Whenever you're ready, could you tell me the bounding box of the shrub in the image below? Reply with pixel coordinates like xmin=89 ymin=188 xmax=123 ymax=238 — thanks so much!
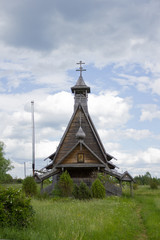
xmin=0 ymin=186 xmax=34 ymax=227
xmin=72 ymin=184 xmax=79 ymax=199
xmin=36 ymin=191 xmax=50 ymax=200
xmin=52 ymin=183 xmax=62 ymax=197
xmin=22 ymin=176 xmax=37 ymax=196
xmin=133 ymin=183 xmax=138 ymax=190
xmin=16 ymin=178 xmax=23 ymax=184
xmin=59 ymin=171 xmax=73 ymax=197
xmin=78 ymin=181 xmax=92 ymax=200
xmin=1 ymin=173 xmax=13 ymax=183
xmin=91 ymin=178 xmax=106 ymax=199
xmin=150 ymin=178 xmax=158 ymax=189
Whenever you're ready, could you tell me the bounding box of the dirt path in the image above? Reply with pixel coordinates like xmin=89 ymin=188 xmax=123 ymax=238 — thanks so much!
xmin=136 ymin=206 xmax=148 ymax=240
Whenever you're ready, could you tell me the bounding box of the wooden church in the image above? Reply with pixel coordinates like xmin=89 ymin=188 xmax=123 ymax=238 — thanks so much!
xmin=35 ymin=61 xmax=134 ymax=196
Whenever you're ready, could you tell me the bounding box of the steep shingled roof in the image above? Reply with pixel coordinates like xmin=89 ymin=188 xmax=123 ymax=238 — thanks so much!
xmin=71 ymin=76 xmax=90 ymax=93
xmin=46 ymin=104 xmax=116 ymax=169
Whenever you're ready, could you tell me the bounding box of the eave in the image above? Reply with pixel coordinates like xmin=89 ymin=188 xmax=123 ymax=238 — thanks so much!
xmin=56 ymin=140 xmax=108 ymax=168
xmin=56 ymin=163 xmax=105 ymax=168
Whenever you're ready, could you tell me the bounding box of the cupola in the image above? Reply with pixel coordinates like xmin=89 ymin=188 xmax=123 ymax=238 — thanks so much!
xmin=76 ymin=126 xmax=86 ymax=141
xmin=71 ymin=61 xmax=90 ymax=113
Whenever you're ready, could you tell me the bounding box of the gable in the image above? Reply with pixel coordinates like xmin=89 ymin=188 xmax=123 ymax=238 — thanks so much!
xmin=61 ymin=143 xmax=102 ymax=165
xmin=54 ymin=106 xmax=107 ymax=164
xmin=121 ymin=171 xmax=134 ymax=182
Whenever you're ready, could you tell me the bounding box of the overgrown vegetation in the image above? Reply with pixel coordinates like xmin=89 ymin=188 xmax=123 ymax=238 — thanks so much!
xmin=0 ymin=184 xmax=160 ymax=239
xmin=73 ymin=181 xmax=92 ymax=200
xmin=91 ymin=178 xmax=106 ymax=198
xmin=134 ymin=185 xmax=160 ymax=240
xmin=150 ymin=178 xmax=158 ymax=189
xmin=0 ymin=186 xmax=34 ymax=227
xmin=58 ymin=171 xmax=73 ymax=197
xmin=22 ymin=176 xmax=37 ymax=196
xmin=54 ymin=172 xmax=106 ymax=200
xmin=0 ymin=141 xmax=13 ymax=183
xmin=134 ymin=171 xmax=160 ymax=186
xmin=97 ymin=172 xmax=117 ymax=184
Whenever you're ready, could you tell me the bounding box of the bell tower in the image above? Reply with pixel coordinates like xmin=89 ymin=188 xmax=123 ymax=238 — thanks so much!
xmin=71 ymin=61 xmax=90 ymax=113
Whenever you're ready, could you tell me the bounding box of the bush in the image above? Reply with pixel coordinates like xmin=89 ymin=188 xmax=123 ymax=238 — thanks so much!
xmin=0 ymin=186 xmax=34 ymax=227
xmin=133 ymin=183 xmax=138 ymax=190
xmin=15 ymin=178 xmax=23 ymax=184
xmin=52 ymin=183 xmax=62 ymax=197
xmin=59 ymin=171 xmax=73 ymax=197
xmin=78 ymin=181 xmax=92 ymax=200
xmin=36 ymin=191 xmax=50 ymax=200
xmin=150 ymin=178 xmax=158 ymax=189
xmin=22 ymin=176 xmax=37 ymax=196
xmin=72 ymin=184 xmax=79 ymax=199
xmin=91 ymin=178 xmax=106 ymax=199
xmin=2 ymin=173 xmax=13 ymax=183
xmin=72 ymin=182 xmax=92 ymax=200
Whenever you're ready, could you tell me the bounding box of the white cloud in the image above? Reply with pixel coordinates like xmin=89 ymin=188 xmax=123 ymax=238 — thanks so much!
xmin=140 ymin=104 xmax=160 ymax=121
xmin=0 ymin=0 xmax=160 ymax=74
xmin=4 ymin=139 xmax=32 ymax=161
xmin=113 ymin=74 xmax=152 ymax=93
xmin=113 ymin=73 xmax=160 ymax=97
xmin=138 ymin=147 xmax=160 ymax=164
xmin=104 ymin=142 xmax=121 ymax=153
xmin=9 ymin=160 xmax=32 ymax=179
xmin=0 ymin=90 xmax=133 ymax=173
xmin=151 ymin=79 xmax=160 ymax=95
xmin=2 ymin=87 xmax=159 ymax=178
xmin=89 ymin=91 xmax=132 ymax=128
xmin=111 ymin=147 xmax=160 ymax=177
xmin=35 ymin=140 xmax=59 ymax=159
xmin=123 ymin=128 xmax=152 ymax=140
xmin=98 ymin=128 xmax=152 ymax=143
xmin=0 ymin=0 xmax=160 ymax=179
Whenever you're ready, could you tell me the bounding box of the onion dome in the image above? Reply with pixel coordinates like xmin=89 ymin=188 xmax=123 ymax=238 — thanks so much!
xmin=76 ymin=126 xmax=86 ymax=141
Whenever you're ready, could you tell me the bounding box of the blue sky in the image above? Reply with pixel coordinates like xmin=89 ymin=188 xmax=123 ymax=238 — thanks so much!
xmin=0 ymin=0 xmax=160 ymax=178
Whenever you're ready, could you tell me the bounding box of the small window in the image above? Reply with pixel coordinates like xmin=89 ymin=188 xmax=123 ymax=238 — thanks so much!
xmin=77 ymin=153 xmax=84 ymax=163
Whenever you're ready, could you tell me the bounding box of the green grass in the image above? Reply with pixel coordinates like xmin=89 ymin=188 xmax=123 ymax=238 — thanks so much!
xmin=0 ymin=185 xmax=160 ymax=240
xmin=1 ymin=183 xmax=22 ymax=189
xmin=134 ymin=186 xmax=160 ymax=240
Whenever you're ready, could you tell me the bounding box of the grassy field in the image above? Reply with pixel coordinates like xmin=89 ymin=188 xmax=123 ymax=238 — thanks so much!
xmin=0 ymin=185 xmax=160 ymax=240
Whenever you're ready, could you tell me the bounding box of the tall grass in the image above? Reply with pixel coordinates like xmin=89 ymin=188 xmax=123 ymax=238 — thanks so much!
xmin=1 ymin=183 xmax=22 ymax=189
xmin=0 ymin=185 xmax=160 ymax=240
xmin=135 ymin=186 xmax=160 ymax=240
xmin=0 ymin=197 xmax=141 ymax=240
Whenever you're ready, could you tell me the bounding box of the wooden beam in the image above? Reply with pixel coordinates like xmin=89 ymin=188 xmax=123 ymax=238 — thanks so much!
xmin=57 ymin=163 xmax=105 ymax=168
xmin=119 ymin=180 xmax=122 ymax=189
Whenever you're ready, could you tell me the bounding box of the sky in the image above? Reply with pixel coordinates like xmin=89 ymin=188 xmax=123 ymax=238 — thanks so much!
xmin=0 ymin=0 xmax=160 ymax=178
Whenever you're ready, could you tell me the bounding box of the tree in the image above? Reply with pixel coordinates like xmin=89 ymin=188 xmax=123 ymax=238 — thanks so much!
xmin=73 ymin=182 xmax=92 ymax=200
xmin=78 ymin=181 xmax=92 ymax=200
xmin=22 ymin=176 xmax=37 ymax=196
xmin=59 ymin=171 xmax=73 ymax=197
xmin=150 ymin=178 xmax=158 ymax=189
xmin=0 ymin=141 xmax=13 ymax=183
xmin=91 ymin=178 xmax=106 ymax=199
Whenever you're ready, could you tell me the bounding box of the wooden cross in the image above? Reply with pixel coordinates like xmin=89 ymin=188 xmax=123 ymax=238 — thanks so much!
xmin=76 ymin=61 xmax=86 ymax=77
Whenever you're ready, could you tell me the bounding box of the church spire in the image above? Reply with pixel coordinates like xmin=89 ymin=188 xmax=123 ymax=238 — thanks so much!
xmin=76 ymin=61 xmax=86 ymax=77
xmin=71 ymin=61 xmax=90 ymax=113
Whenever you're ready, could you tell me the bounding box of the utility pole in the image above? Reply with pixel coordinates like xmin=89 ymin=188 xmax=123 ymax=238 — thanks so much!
xmin=24 ymin=162 xmax=26 ymax=178
xmin=31 ymin=101 xmax=35 ymax=176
